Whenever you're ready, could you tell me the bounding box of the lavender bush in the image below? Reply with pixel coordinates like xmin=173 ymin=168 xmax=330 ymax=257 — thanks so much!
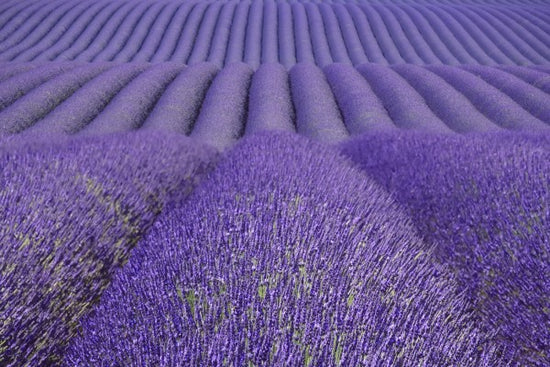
xmin=0 ymin=130 xmax=216 ymax=366
xmin=276 ymin=2 xmax=295 ymax=68
xmin=245 ymin=63 xmax=295 ymax=135
xmin=66 ymin=132 xmax=504 ymax=366
xmin=109 ymin=2 xmax=166 ymax=63
xmin=130 ymin=2 xmax=181 ymax=63
xmin=0 ymin=63 xmax=40 ymax=83
xmin=50 ymin=1 xmax=130 ymax=62
xmin=341 ymin=131 xmax=550 ymax=366
xmin=186 ymin=2 xmax=223 ymax=66
xmin=289 ymin=63 xmax=348 ymax=142
xmin=323 ymin=63 xmax=395 ymax=134
xmin=168 ymin=2 xmax=209 ymax=65
xmin=142 ymin=62 xmax=219 ymax=134
xmin=260 ymin=0 xmax=278 ymax=65
xmin=330 ymin=4 xmax=369 ymax=65
xmin=148 ymin=2 xmax=195 ymax=63
xmin=204 ymin=1 xmax=236 ymax=67
xmin=87 ymin=2 xmax=154 ymax=63
xmin=190 ymin=62 xmax=253 ymax=150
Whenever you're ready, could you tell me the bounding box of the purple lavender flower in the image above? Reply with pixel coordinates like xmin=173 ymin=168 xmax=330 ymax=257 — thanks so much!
xmin=0 ymin=130 xmax=216 ymax=365
xmin=66 ymin=132 xmax=503 ymax=366
xmin=341 ymin=131 xmax=550 ymax=366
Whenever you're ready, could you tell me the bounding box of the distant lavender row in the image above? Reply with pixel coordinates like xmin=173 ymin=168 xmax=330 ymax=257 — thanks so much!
xmin=1 ymin=62 xmax=548 ymax=147
xmin=65 ymin=132 xmax=505 ymax=366
xmin=0 ymin=0 xmax=547 ymax=66
xmin=0 ymin=131 xmax=216 ymax=366
xmin=341 ymin=131 xmax=550 ymax=366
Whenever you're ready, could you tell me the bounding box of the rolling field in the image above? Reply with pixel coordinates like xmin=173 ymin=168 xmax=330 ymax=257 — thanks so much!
xmin=0 ymin=0 xmax=549 ymax=366
xmin=0 ymin=0 xmax=548 ymax=67
xmin=0 ymin=62 xmax=548 ymax=149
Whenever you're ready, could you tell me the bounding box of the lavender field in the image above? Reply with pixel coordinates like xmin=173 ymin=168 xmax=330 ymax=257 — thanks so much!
xmin=0 ymin=0 xmax=549 ymax=366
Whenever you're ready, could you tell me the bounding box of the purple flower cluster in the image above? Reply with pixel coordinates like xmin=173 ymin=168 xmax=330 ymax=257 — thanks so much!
xmin=341 ymin=131 xmax=550 ymax=365
xmin=0 ymin=131 xmax=216 ymax=365
xmin=65 ymin=132 xmax=503 ymax=366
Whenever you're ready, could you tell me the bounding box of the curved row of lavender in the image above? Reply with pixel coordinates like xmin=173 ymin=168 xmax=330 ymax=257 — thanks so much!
xmin=0 ymin=62 xmax=548 ymax=148
xmin=341 ymin=131 xmax=550 ymax=366
xmin=0 ymin=0 xmax=547 ymax=67
xmin=0 ymin=131 xmax=216 ymax=366
xmin=64 ymin=132 xmax=505 ymax=366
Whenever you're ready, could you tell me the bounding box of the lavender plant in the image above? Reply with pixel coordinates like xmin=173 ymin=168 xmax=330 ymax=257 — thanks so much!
xmin=289 ymin=63 xmax=348 ymax=142
xmin=277 ymin=2 xmax=295 ymax=68
xmin=341 ymin=131 xmax=550 ymax=366
xmin=260 ymin=0 xmax=278 ymax=65
xmin=66 ymin=132 xmax=503 ymax=366
xmin=109 ymin=2 xmax=166 ymax=63
xmin=0 ymin=63 xmax=40 ymax=83
xmin=148 ymin=2 xmax=195 ymax=63
xmin=185 ymin=2 xmax=223 ymax=66
xmin=52 ymin=1 xmax=130 ymax=62
xmin=190 ymin=62 xmax=253 ymax=150
xmin=245 ymin=63 xmax=295 ymax=135
xmin=323 ymin=63 xmax=395 ymax=134
xmin=130 ymin=2 xmax=181 ymax=63
xmin=330 ymin=3 xmax=369 ymax=65
xmin=497 ymin=66 xmax=550 ymax=94
xmin=204 ymin=1 xmax=236 ymax=67
xmin=142 ymin=62 xmax=218 ymax=134
xmin=24 ymin=1 xmax=111 ymax=62
xmin=0 ymin=130 xmax=216 ymax=366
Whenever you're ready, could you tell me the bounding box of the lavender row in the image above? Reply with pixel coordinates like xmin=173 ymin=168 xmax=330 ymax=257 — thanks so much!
xmin=2 ymin=62 xmax=549 ymax=143
xmin=65 ymin=132 xmax=504 ymax=366
xmin=27 ymin=63 xmax=149 ymax=135
xmin=0 ymin=63 xmax=110 ymax=136
xmin=79 ymin=63 xmax=184 ymax=136
xmin=0 ymin=130 xmax=216 ymax=366
xmin=0 ymin=0 xmax=548 ymax=66
xmin=341 ymin=131 xmax=550 ymax=366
